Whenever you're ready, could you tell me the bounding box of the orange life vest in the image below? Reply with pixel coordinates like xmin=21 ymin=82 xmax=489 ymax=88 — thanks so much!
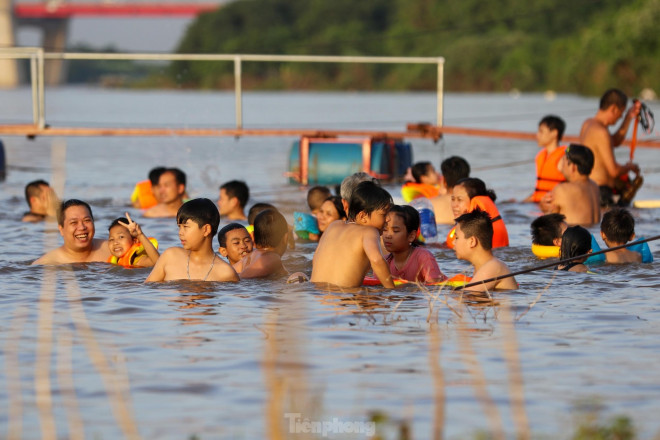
xmin=107 ymin=237 xmax=158 ymax=267
xmin=401 ymin=182 xmax=440 ymax=202
xmin=130 ymin=180 xmax=158 ymax=210
xmin=530 ymin=146 xmax=567 ymax=202
xmin=445 ymin=196 xmax=509 ymax=249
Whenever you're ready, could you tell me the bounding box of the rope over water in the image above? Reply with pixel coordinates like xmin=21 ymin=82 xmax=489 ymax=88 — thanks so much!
xmin=455 ymin=234 xmax=660 ymax=291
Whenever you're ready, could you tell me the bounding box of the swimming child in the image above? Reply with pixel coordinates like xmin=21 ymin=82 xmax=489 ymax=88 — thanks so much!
xmin=145 ymin=198 xmax=239 ymax=282
xmin=556 ymin=225 xmax=592 ymax=272
xmin=218 ymin=180 xmax=250 ymax=223
xmin=107 ymin=213 xmax=159 ymax=267
xmin=453 ymin=209 xmax=517 ymax=291
xmin=311 ymin=180 xmax=394 ymax=288
xmin=316 ymin=196 xmax=347 ymax=234
xmin=447 ymin=177 xmax=509 ymax=248
xmin=525 ymin=115 xmax=567 ymax=202
xmin=600 ymin=208 xmax=642 ymax=263
xmin=217 ymin=222 xmax=254 ymax=265
xmin=307 ymin=186 xmax=332 ymax=216
xmin=382 ymin=205 xmax=447 ymax=283
xmin=401 ymin=161 xmax=441 ymax=202
xmin=233 ymin=209 xmax=289 ymax=279
xmin=430 ymin=156 xmax=471 ymax=224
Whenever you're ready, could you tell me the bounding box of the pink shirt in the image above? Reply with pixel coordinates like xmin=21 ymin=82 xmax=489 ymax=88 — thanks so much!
xmin=386 ymin=246 xmax=446 ymax=283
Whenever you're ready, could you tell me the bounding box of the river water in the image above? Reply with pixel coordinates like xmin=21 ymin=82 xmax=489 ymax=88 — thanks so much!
xmin=1 ymin=89 xmax=660 ymax=439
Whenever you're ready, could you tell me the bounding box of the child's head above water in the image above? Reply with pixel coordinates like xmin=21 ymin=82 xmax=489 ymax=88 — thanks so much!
xmin=440 ymin=156 xmax=470 ymax=189
xmin=248 ymin=202 xmax=276 ymax=225
xmin=531 ymin=213 xmax=567 ymax=246
xmin=601 ymin=208 xmax=635 ymax=246
xmin=253 ymin=209 xmax=289 ymax=254
xmin=455 ymin=209 xmax=494 ymax=252
xmin=218 ymin=223 xmax=253 ymax=264
xmin=306 ymin=186 xmax=332 ymax=215
xmin=451 ymin=177 xmax=496 ymax=218
xmin=559 ymin=225 xmax=592 ymax=260
xmin=563 ymin=144 xmax=595 ymax=177
xmin=537 ymin=115 xmax=566 ymax=146
xmin=176 ymin=198 xmax=221 ymax=237
xmin=411 ymin=161 xmax=439 ymax=185
xmin=347 ymin=181 xmax=393 ymax=228
xmin=108 ymin=217 xmax=133 ymax=258
xmin=383 ymin=205 xmax=421 ymax=253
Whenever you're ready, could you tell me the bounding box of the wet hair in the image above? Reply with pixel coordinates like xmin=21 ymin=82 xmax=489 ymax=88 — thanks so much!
xmin=24 ymin=179 xmax=49 ymax=206
xmin=599 ymin=88 xmax=628 ymax=111
xmin=217 ymin=222 xmax=249 ymax=248
xmin=539 ymin=115 xmax=566 ymax=141
xmin=323 ymin=195 xmax=347 ymax=221
xmin=411 ymin=162 xmax=433 ymax=183
xmin=253 ymin=209 xmax=288 ymax=248
xmin=148 ymin=167 xmax=166 ymax=186
xmin=455 ymin=209 xmax=494 ymax=251
xmin=248 ymin=202 xmax=276 ymax=225
xmin=531 ymin=213 xmax=566 ymax=246
xmin=220 ymin=180 xmax=250 ymax=209
xmin=559 ymin=226 xmax=592 ymax=260
xmin=108 ymin=217 xmax=129 ymax=231
xmin=347 ymin=181 xmax=393 ymax=221
xmin=307 ymin=186 xmax=332 ymax=211
xmin=441 ymin=156 xmax=471 ymax=189
xmin=58 ymin=199 xmax=93 ymax=226
xmin=162 ymin=168 xmax=187 ymax=187
xmin=455 ymin=177 xmax=497 ymax=202
xmin=340 ymin=172 xmax=378 ymax=203
xmin=601 ymin=208 xmax=635 ymax=245
xmin=176 ymin=198 xmax=220 ymax=237
xmin=389 ymin=205 xmax=422 ymax=247
xmin=565 ymin=144 xmax=594 ymax=176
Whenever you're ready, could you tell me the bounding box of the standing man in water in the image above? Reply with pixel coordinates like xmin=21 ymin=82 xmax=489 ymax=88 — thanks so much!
xmin=579 ymin=88 xmax=641 ymax=206
xmin=22 ymin=180 xmax=60 ymax=222
xmin=143 ymin=168 xmax=187 ymax=218
xmin=32 ymin=199 xmax=110 ymax=265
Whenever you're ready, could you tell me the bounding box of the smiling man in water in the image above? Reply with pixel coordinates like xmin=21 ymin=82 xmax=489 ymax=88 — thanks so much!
xmin=32 ymin=199 xmax=111 ymax=265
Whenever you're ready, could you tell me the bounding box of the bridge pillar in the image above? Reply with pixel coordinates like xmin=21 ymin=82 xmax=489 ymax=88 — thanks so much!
xmin=0 ymin=0 xmax=19 ymax=88
xmin=42 ymin=18 xmax=69 ymax=85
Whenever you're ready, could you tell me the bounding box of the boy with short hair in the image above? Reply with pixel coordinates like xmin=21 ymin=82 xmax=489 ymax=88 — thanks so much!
xmin=531 ymin=213 xmax=567 ymax=248
xmin=233 ymin=209 xmax=289 ymax=279
xmin=600 ymin=208 xmax=642 ymax=263
xmin=218 ymin=180 xmax=250 ymax=223
xmin=307 ymin=186 xmax=332 ymax=216
xmin=22 ymin=179 xmax=60 ymax=222
xmin=526 ymin=115 xmax=567 ymax=202
xmin=401 ymin=161 xmax=441 ymax=201
xmin=540 ymin=144 xmax=601 ymax=227
xmin=311 ymin=181 xmax=394 ymax=288
xmin=430 ymin=156 xmax=471 ymax=224
xmin=107 ymin=213 xmax=160 ymax=267
xmin=218 ymin=222 xmax=254 ymax=265
xmin=146 ymin=198 xmax=238 ymax=282
xmin=453 ymin=210 xmax=517 ymax=291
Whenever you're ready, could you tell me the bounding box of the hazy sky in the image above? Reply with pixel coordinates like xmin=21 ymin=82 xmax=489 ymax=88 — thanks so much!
xmin=17 ymin=17 xmax=195 ymax=52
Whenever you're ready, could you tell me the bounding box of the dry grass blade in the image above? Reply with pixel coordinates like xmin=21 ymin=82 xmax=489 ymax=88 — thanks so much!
xmin=6 ymin=305 xmax=28 ymax=440
xmin=263 ymin=313 xmax=284 ymax=440
xmin=499 ymin=300 xmax=530 ymax=440
xmin=516 ymin=272 xmax=556 ymax=322
xmin=457 ymin=314 xmax=505 ymax=440
xmin=35 ymin=265 xmax=57 ymax=440
xmin=428 ymin=323 xmax=445 ymax=440
xmin=56 ymin=329 xmax=85 ymax=440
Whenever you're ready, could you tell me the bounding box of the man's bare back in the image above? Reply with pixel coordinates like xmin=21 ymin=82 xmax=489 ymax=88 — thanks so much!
xmin=430 ymin=194 xmax=455 ymax=224
xmin=311 ymin=221 xmax=392 ymax=288
xmin=550 ymin=180 xmax=601 ymax=227
xmin=580 ymin=118 xmax=617 ymax=187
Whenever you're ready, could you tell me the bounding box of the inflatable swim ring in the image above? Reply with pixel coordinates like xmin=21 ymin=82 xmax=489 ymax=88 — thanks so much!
xmin=363 ymin=274 xmax=471 ymax=288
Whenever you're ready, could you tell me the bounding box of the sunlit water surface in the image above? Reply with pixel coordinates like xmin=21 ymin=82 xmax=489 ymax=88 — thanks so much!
xmin=1 ymin=90 xmax=660 ymax=439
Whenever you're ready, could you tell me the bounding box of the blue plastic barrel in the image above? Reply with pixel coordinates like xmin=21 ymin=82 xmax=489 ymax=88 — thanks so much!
xmin=288 ymin=139 xmax=412 ymax=185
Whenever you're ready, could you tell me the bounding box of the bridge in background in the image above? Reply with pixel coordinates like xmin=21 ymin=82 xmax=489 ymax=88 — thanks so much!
xmin=0 ymin=0 xmax=221 ymax=87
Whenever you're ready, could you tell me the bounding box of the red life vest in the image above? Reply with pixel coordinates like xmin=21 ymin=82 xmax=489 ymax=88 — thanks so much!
xmin=530 ymin=146 xmax=567 ymax=202
xmin=130 ymin=180 xmax=158 ymax=210
xmin=401 ymin=182 xmax=440 ymax=202
xmin=445 ymin=196 xmax=509 ymax=249
xmin=107 ymin=237 xmax=158 ymax=267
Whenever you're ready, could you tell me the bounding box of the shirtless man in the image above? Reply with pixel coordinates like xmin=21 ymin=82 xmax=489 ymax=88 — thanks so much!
xmin=453 ymin=210 xmax=517 ymax=292
xmin=143 ymin=168 xmax=186 ymax=218
xmin=311 ymin=181 xmax=394 ymax=288
xmin=579 ymin=88 xmax=641 ymax=206
xmin=540 ymin=144 xmax=600 ymax=227
xmin=32 ymin=199 xmax=111 ymax=265
xmin=22 ymin=180 xmax=60 ymax=222
xmin=430 ymin=156 xmax=470 ymax=224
